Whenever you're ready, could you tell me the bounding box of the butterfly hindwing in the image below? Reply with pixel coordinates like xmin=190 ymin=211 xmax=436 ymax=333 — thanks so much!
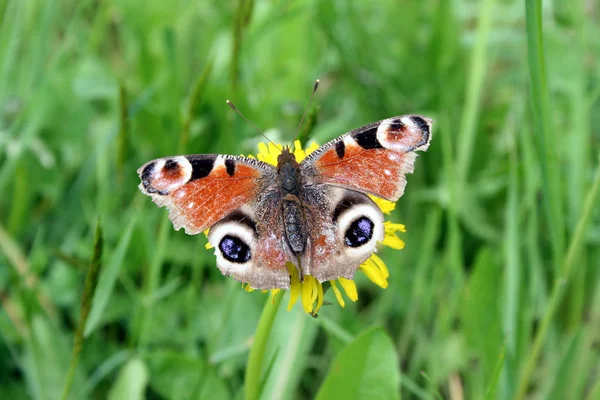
xmin=207 ymin=200 xmax=293 ymax=289
xmin=138 ymin=154 xmax=276 ymax=234
xmin=301 ymin=186 xmax=384 ymax=282
xmin=301 ymin=115 xmax=432 ymax=201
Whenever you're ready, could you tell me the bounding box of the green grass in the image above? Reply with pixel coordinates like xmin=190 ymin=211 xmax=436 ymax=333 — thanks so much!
xmin=1 ymin=0 xmax=600 ymax=399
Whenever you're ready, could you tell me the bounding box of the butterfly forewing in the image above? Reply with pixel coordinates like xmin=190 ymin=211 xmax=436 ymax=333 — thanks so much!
xmin=301 ymin=115 xmax=432 ymax=201
xmin=138 ymin=154 xmax=274 ymax=234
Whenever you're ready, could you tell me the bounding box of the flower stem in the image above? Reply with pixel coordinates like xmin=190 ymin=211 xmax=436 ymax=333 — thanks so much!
xmin=244 ymin=291 xmax=283 ymax=400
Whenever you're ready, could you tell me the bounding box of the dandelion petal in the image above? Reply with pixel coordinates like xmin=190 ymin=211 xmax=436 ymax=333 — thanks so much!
xmin=360 ymin=259 xmax=389 ymax=288
xmin=338 ymin=278 xmax=358 ymax=302
xmin=330 ymin=281 xmax=345 ymax=308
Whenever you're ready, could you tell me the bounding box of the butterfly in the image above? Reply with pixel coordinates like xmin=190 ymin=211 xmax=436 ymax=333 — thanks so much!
xmin=138 ymin=115 xmax=432 ymax=290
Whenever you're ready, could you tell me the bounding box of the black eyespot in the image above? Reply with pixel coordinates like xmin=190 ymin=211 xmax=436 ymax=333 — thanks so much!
xmin=141 ymin=162 xmax=156 ymax=192
xmin=164 ymin=159 xmax=178 ymax=170
xmin=344 ymin=217 xmax=374 ymax=247
xmin=219 ymin=235 xmax=251 ymax=263
xmin=389 ymin=119 xmax=405 ymax=132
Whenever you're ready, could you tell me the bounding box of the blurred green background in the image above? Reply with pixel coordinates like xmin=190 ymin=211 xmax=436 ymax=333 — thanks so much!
xmin=1 ymin=0 xmax=599 ymax=399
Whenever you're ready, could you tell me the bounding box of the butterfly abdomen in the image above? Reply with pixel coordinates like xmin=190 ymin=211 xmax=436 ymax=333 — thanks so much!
xmin=283 ymin=195 xmax=306 ymax=254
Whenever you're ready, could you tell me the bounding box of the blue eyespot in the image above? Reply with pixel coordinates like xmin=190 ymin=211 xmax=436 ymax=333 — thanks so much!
xmin=344 ymin=217 xmax=374 ymax=247
xmin=219 ymin=235 xmax=251 ymax=263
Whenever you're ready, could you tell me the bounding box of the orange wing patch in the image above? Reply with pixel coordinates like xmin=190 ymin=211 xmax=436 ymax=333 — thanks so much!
xmin=170 ymin=163 xmax=261 ymax=233
xmin=138 ymin=155 xmax=273 ymax=235
xmin=303 ymin=114 xmax=432 ymax=201
xmin=313 ymin=142 xmax=416 ymax=201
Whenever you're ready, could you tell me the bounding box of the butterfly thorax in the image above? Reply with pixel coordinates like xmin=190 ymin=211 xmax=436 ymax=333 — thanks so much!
xmin=277 ymin=147 xmax=307 ymax=255
xmin=277 ymin=147 xmax=302 ymax=195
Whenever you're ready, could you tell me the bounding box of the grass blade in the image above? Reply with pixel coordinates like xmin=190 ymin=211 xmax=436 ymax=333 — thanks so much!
xmin=180 ymin=61 xmax=213 ymax=153
xmin=524 ymin=0 xmax=565 ymax=269
xmin=61 ymin=220 xmax=103 ymax=400
xmin=116 ymin=83 xmax=129 ymax=181
xmin=516 ymin=156 xmax=600 ymax=399
xmin=456 ymin=0 xmax=496 ymax=182
xmin=84 ymin=215 xmax=137 ymax=337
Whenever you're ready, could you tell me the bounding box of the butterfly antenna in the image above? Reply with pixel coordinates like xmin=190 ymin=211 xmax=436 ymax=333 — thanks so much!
xmin=226 ymin=100 xmax=280 ymax=149
xmin=294 ymin=79 xmax=320 ymax=141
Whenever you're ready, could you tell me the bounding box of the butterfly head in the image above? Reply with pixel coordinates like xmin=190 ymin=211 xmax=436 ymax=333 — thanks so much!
xmin=276 ymin=145 xmax=296 ymax=164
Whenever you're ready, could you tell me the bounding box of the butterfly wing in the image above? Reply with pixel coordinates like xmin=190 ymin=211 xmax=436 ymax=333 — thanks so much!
xmin=301 ymin=186 xmax=384 ymax=282
xmin=206 ymin=198 xmax=295 ymax=289
xmin=299 ymin=115 xmax=432 ymax=282
xmin=138 ymin=154 xmax=274 ymax=234
xmin=300 ymin=115 xmax=432 ymax=201
xmin=138 ymin=154 xmax=293 ymax=289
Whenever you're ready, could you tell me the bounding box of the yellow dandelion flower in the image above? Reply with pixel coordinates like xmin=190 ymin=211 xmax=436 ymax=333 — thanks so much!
xmin=207 ymin=140 xmax=406 ymax=314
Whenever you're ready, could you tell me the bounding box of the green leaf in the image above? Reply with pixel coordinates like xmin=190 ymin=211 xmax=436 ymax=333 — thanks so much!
xmin=197 ymin=367 xmax=231 ymax=400
xmin=146 ymin=350 xmax=230 ymax=400
xmin=23 ymin=316 xmax=70 ymax=400
xmin=484 ymin=344 xmax=506 ymax=400
xmin=546 ymin=331 xmax=586 ymax=400
xmin=462 ymin=247 xmax=503 ymax=394
xmin=316 ymin=326 xmax=400 ymax=400
xmin=108 ymin=357 xmax=148 ymax=400
xmin=84 ymin=216 xmax=137 ymax=336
